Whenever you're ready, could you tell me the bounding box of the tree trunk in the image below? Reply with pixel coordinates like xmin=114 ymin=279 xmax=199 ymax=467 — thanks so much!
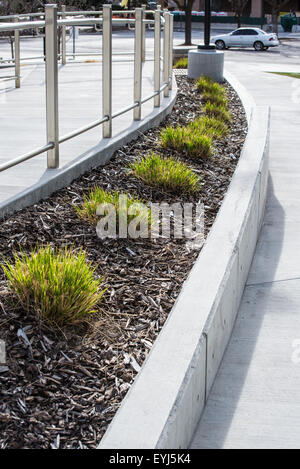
xmin=272 ymin=9 xmax=278 ymax=35
xmin=184 ymin=5 xmax=192 ymax=45
xmin=236 ymin=12 xmax=241 ymax=28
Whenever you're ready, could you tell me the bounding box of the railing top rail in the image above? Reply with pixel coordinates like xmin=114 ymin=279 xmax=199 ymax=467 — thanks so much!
xmin=0 ymin=9 xmax=158 ymax=21
xmin=0 ymin=17 xmax=158 ymax=32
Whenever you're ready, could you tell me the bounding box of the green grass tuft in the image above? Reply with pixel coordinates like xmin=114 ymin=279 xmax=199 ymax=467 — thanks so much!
xmin=1 ymin=245 xmax=105 ymax=327
xmin=204 ymin=102 xmax=231 ymax=122
xmin=130 ymin=152 xmax=201 ymax=194
xmin=201 ymin=90 xmax=227 ymax=107
xmin=189 ymin=116 xmax=228 ymax=139
xmin=160 ymin=125 xmax=189 ymax=151
xmin=267 ymin=71 xmax=300 ymax=79
xmin=75 ymin=187 xmax=151 ymax=226
xmin=195 ymin=75 xmax=214 ymax=92
xmin=196 ymin=76 xmax=226 ymax=97
xmin=173 ymin=57 xmax=188 ymax=69
xmin=160 ymin=125 xmax=213 ymax=158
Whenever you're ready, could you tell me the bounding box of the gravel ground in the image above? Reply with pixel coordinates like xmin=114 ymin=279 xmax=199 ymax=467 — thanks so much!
xmin=0 ymin=75 xmax=247 ymax=449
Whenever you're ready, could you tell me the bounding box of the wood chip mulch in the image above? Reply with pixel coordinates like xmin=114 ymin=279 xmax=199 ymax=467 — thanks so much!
xmin=0 ymin=75 xmax=247 ymax=449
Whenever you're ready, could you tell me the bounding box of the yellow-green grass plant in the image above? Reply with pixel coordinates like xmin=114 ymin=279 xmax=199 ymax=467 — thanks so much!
xmin=196 ymin=76 xmax=226 ymax=98
xmin=75 ymin=187 xmax=151 ymax=227
xmin=201 ymin=89 xmax=228 ymax=107
xmin=189 ymin=116 xmax=228 ymax=139
xmin=204 ymin=102 xmax=231 ymax=123
xmin=160 ymin=125 xmax=213 ymax=158
xmin=1 ymin=245 xmax=105 ymax=327
xmin=195 ymin=75 xmax=214 ymax=92
xmin=160 ymin=125 xmax=189 ymax=151
xmin=130 ymin=152 xmax=201 ymax=194
xmin=173 ymin=57 xmax=188 ymax=69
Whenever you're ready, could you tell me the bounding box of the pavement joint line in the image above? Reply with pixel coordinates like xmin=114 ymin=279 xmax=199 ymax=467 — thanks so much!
xmin=246 ymin=275 xmax=300 ymax=288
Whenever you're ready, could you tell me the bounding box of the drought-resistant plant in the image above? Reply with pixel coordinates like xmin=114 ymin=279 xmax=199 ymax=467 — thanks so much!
xmin=183 ymin=132 xmax=213 ymax=158
xmin=173 ymin=57 xmax=188 ymax=69
xmin=160 ymin=125 xmax=190 ymax=151
xmin=189 ymin=116 xmax=228 ymax=139
xmin=204 ymin=102 xmax=231 ymax=123
xmin=1 ymin=246 xmax=105 ymax=327
xmin=196 ymin=76 xmax=226 ymax=98
xmin=130 ymin=152 xmax=201 ymax=194
xmin=75 ymin=187 xmax=151 ymax=226
xmin=201 ymin=90 xmax=227 ymax=107
xmin=195 ymin=75 xmax=214 ymax=92
xmin=160 ymin=125 xmax=213 ymax=158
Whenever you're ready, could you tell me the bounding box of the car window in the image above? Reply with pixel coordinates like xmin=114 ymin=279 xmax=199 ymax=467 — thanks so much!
xmin=243 ymin=29 xmax=258 ymax=35
xmin=231 ymin=30 xmax=242 ymax=36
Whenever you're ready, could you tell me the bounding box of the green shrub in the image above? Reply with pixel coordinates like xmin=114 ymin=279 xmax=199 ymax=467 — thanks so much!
xmin=130 ymin=153 xmax=201 ymax=194
xmin=75 ymin=187 xmax=151 ymax=226
xmin=204 ymin=102 xmax=231 ymax=122
xmin=160 ymin=125 xmax=213 ymax=158
xmin=1 ymin=246 xmax=105 ymax=327
xmin=173 ymin=57 xmax=188 ymax=69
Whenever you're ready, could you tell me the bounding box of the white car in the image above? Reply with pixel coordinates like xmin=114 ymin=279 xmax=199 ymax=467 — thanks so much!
xmin=212 ymin=27 xmax=279 ymax=51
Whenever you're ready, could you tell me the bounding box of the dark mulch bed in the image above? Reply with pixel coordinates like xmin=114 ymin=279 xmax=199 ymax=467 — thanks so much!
xmin=0 ymin=75 xmax=247 ymax=449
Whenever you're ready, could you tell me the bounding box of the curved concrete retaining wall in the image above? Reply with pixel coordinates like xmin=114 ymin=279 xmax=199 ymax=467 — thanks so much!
xmin=98 ymin=73 xmax=269 ymax=449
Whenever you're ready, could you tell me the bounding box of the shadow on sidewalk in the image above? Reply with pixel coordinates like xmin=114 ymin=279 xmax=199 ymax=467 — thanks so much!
xmin=190 ymin=174 xmax=286 ymax=448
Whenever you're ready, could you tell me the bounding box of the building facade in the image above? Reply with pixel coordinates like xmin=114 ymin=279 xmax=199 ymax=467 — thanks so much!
xmin=168 ymin=0 xmax=300 ymax=17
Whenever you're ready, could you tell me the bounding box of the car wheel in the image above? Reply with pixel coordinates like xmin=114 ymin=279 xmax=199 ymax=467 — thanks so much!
xmin=254 ymin=41 xmax=264 ymax=51
xmin=215 ymin=40 xmax=225 ymax=50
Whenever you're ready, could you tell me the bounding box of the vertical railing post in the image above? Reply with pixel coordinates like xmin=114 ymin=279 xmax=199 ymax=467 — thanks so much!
xmin=141 ymin=4 xmax=146 ymax=62
xmin=134 ymin=8 xmax=143 ymax=121
xmin=45 ymin=4 xmax=59 ymax=169
xmin=13 ymin=18 xmax=20 ymax=89
xmin=168 ymin=12 xmax=173 ymax=91
xmin=61 ymin=4 xmax=66 ymax=65
xmin=154 ymin=10 xmax=161 ymax=108
xmin=163 ymin=12 xmax=170 ymax=98
xmin=102 ymin=4 xmax=112 ymax=138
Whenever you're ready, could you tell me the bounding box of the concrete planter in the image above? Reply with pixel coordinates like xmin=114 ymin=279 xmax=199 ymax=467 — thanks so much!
xmin=99 ymin=71 xmax=269 ymax=449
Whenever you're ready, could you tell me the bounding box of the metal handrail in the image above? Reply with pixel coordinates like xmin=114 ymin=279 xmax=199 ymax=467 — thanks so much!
xmin=0 ymin=17 xmax=156 ymax=32
xmin=0 ymin=9 xmax=160 ymax=21
xmin=0 ymin=4 xmax=173 ymax=174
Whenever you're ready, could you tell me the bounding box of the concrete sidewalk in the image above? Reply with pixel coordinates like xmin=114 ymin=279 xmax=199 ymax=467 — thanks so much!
xmin=0 ymin=33 xmax=174 ymax=217
xmin=191 ymin=63 xmax=300 ymax=448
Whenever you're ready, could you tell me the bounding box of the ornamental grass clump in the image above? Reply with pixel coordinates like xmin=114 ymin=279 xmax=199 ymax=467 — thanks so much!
xmin=130 ymin=152 xmax=201 ymax=194
xmin=160 ymin=125 xmax=190 ymax=151
xmin=75 ymin=187 xmax=151 ymax=226
xmin=195 ymin=75 xmax=214 ymax=92
xmin=1 ymin=246 xmax=105 ymax=327
xmin=173 ymin=57 xmax=188 ymax=69
xmin=204 ymin=102 xmax=231 ymax=123
xmin=189 ymin=116 xmax=228 ymax=139
xmin=183 ymin=132 xmax=213 ymax=158
xmin=201 ymin=90 xmax=227 ymax=107
xmin=160 ymin=125 xmax=213 ymax=158
xmin=196 ymin=76 xmax=226 ymax=98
